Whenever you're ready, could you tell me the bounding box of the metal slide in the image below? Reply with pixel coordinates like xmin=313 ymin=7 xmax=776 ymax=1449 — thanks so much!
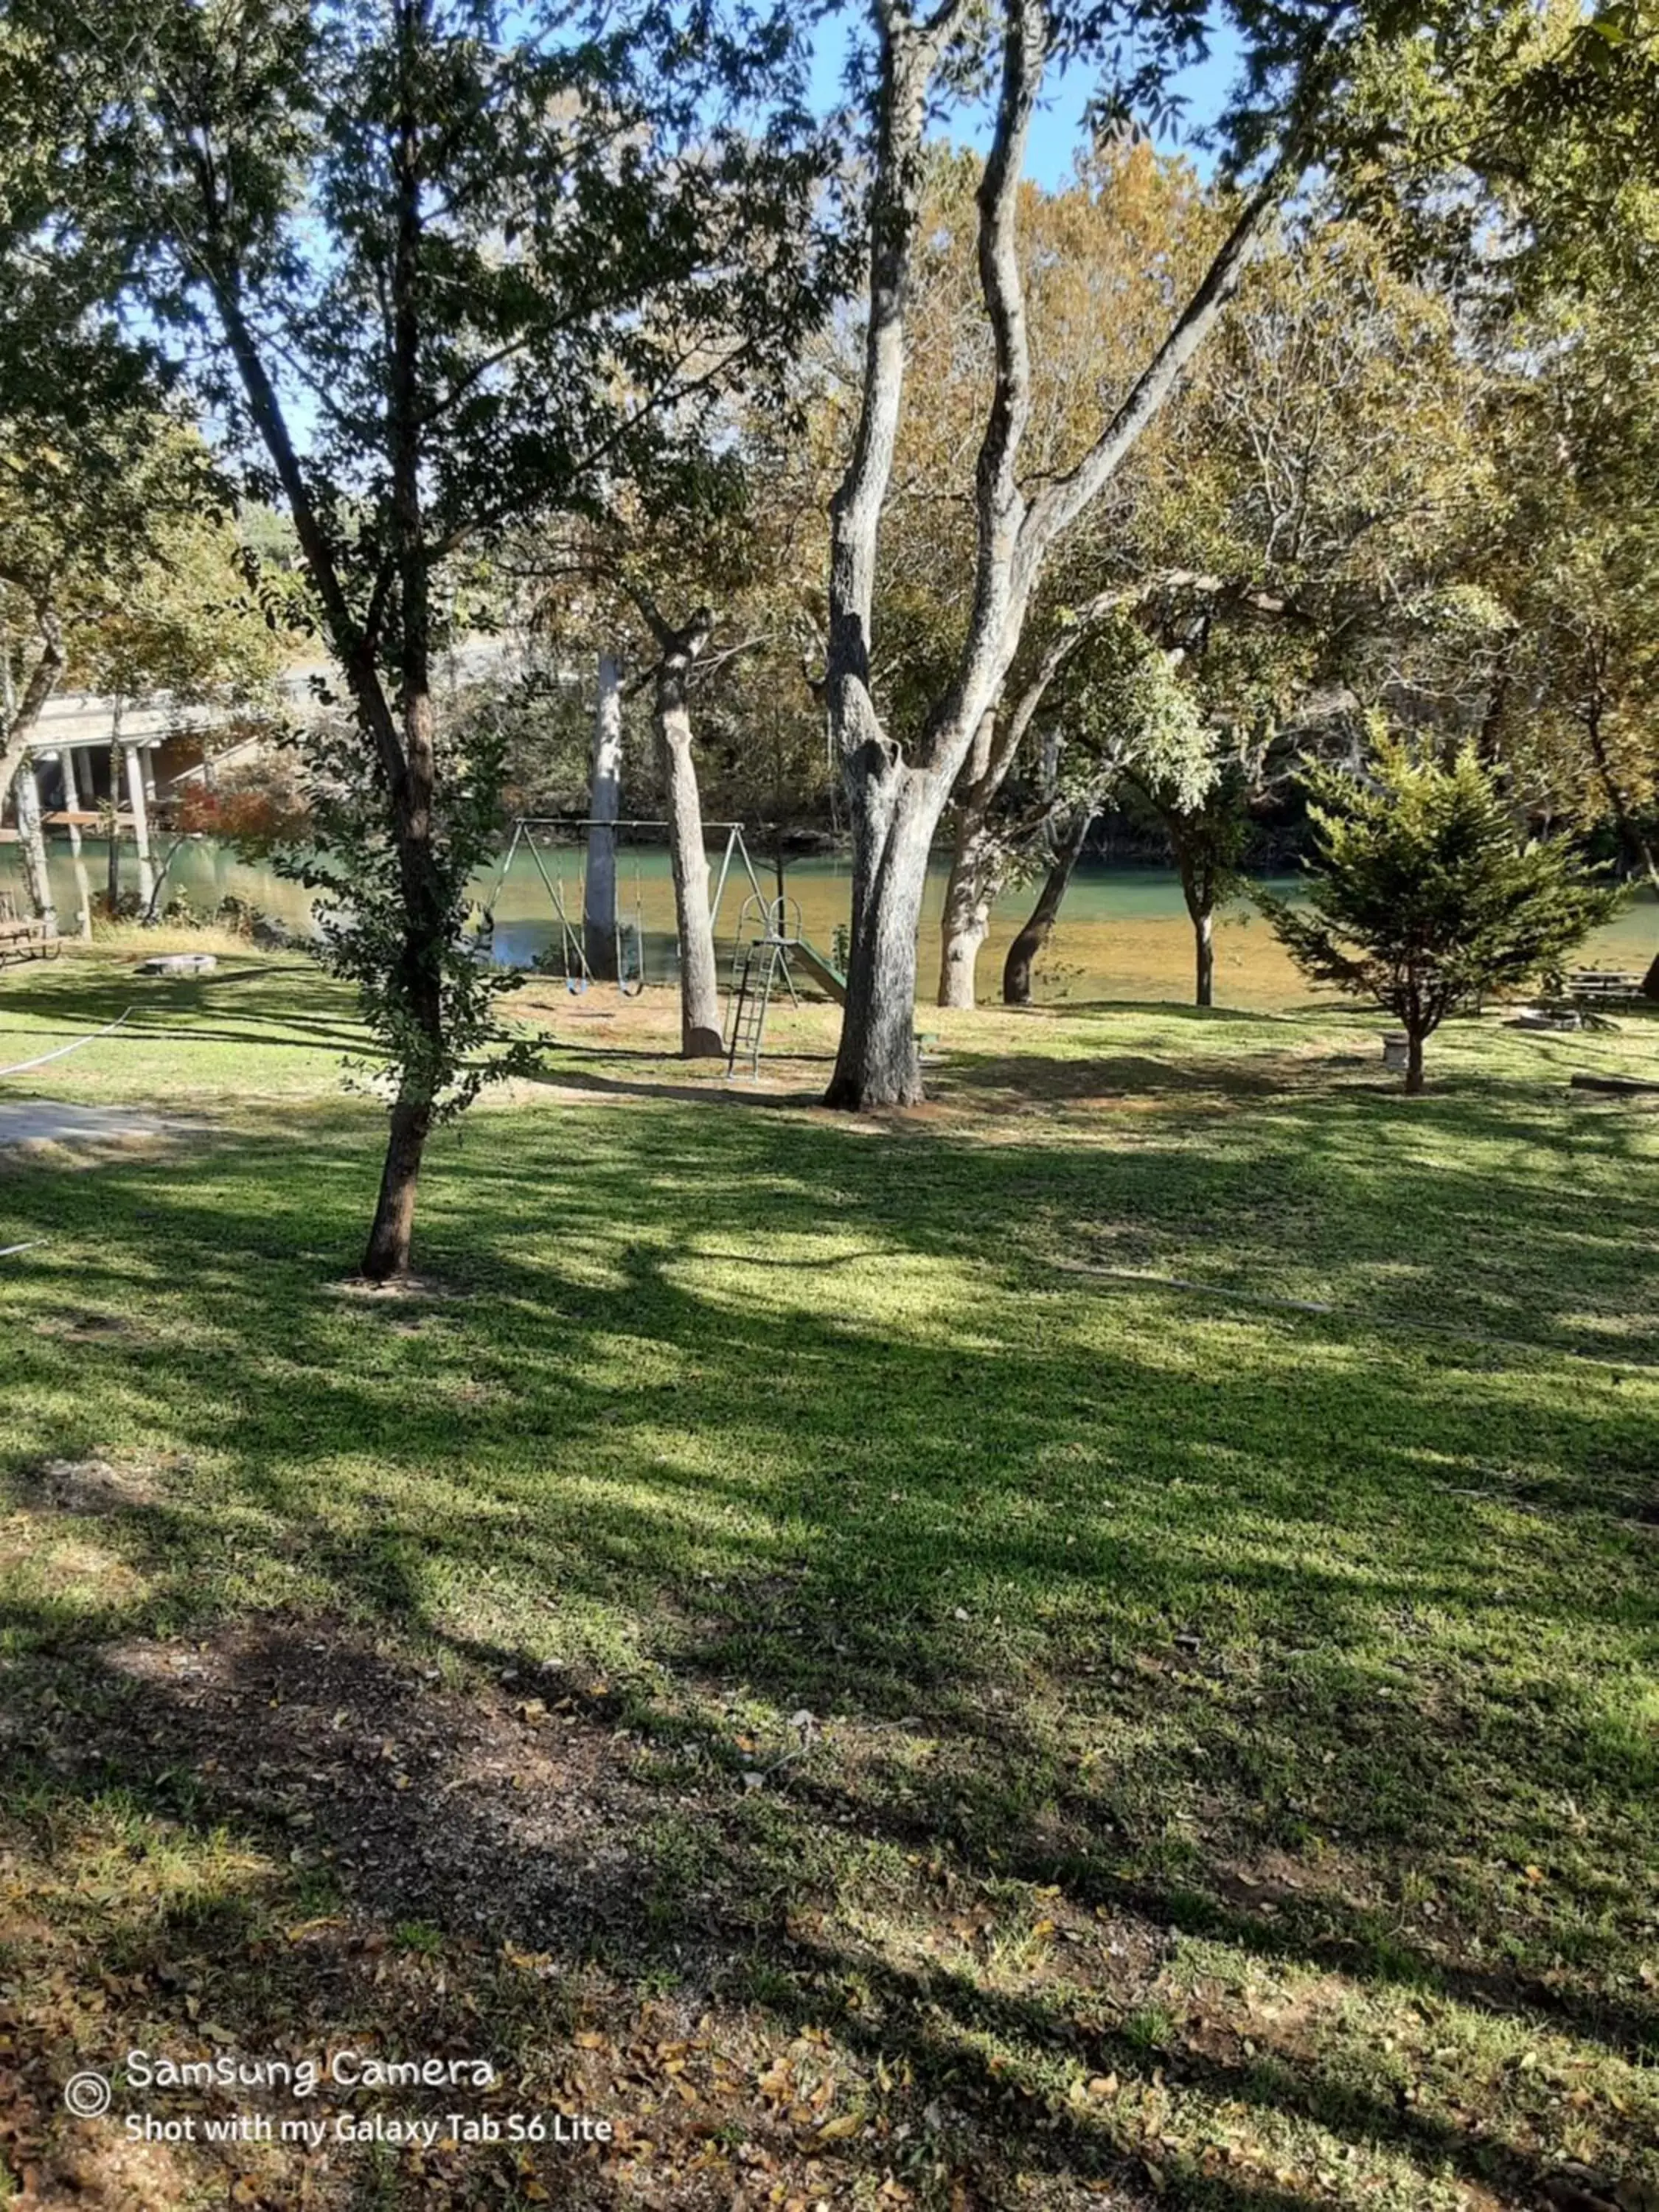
xmin=785 ymin=936 xmax=848 ymax=1005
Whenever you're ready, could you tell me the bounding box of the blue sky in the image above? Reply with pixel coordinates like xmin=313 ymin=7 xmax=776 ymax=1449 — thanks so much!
xmin=1023 ymin=37 xmax=1242 ymax=184
xmin=806 ymin=15 xmax=1244 ymax=189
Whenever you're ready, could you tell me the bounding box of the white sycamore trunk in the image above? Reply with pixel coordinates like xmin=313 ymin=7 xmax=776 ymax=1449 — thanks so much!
xmin=822 ymin=0 xmax=1285 ymax=1107
xmin=60 ymin=748 xmax=94 ymax=937
xmin=13 ymin=762 xmax=58 ymax=933
xmin=937 ymin=815 xmax=1002 ymax=1010
xmin=644 ymin=606 xmax=722 ymax=1057
xmin=123 ymin=742 xmax=156 ymax=912
xmin=584 ymin=650 xmax=622 ymax=981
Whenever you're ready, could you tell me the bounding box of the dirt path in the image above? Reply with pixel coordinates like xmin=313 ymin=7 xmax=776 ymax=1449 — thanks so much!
xmin=0 ymin=1100 xmax=188 ymax=1147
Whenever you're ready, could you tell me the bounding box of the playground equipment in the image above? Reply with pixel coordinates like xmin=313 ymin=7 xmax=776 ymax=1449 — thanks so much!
xmin=725 ymin=895 xmax=849 ymax=1078
xmin=491 ymin=818 xmax=766 ymax=996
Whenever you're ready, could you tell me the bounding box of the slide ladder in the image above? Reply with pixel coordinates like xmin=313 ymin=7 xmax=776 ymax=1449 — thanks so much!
xmin=726 ymin=939 xmax=786 ymax=1078
xmin=723 ymin=898 xmax=852 ymax=1075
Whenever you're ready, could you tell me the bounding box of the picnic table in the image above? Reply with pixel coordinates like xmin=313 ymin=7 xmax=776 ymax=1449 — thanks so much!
xmin=0 ymin=914 xmax=60 ymax=966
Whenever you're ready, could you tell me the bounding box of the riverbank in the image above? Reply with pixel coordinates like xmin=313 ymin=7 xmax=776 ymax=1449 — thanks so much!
xmin=7 ymin=837 xmax=1655 ymax=1009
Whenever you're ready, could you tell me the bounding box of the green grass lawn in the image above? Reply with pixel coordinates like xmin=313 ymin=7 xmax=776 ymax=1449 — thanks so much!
xmin=1 ymin=952 xmax=1657 ymax=2212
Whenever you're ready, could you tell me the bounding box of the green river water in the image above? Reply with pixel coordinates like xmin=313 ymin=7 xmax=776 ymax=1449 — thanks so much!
xmin=7 ymin=835 xmax=1652 ymax=1009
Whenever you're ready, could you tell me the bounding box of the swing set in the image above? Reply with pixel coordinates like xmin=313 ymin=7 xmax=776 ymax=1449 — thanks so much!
xmin=489 ymin=818 xmax=769 ymax=997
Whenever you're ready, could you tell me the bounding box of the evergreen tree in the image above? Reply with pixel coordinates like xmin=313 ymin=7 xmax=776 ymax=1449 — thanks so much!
xmin=1257 ymin=735 xmax=1620 ymax=1090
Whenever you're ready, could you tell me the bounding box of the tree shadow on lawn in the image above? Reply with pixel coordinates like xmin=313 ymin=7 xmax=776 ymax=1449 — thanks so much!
xmin=922 ymin=1050 xmax=1372 ymax=1112
xmin=519 ymin=1062 xmax=828 ymax=1110
xmin=4 ymin=1598 xmax=1654 ymax=2211
xmin=0 ymin=957 xmax=372 ymax=1060
xmin=2 ymin=1092 xmax=1656 ymax=2205
xmin=1012 ymin=1002 xmax=1299 ymax=1025
xmin=927 ymin=1015 xmax=1658 ymax=1126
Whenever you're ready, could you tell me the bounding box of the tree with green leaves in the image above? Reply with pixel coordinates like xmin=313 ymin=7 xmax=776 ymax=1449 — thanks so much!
xmin=1340 ymin=1 xmax=1659 ymax=893
xmin=818 ymin=0 xmax=1468 ymax=1099
xmin=981 ymin=605 xmax=1217 ymax=1001
xmin=0 ymin=383 xmax=221 ymax=804
xmin=1257 ymin=735 xmax=1619 ymax=1091
xmin=909 ymin=142 xmax=1230 ymax=1009
xmin=1457 ymin=299 xmax=1659 ymax=896
xmin=0 ymin=404 xmax=267 ymax=932
xmin=1354 ymin=0 xmax=1659 ymax=312
xmin=25 ymin=0 xmax=837 ymax=1277
xmin=503 ymin=434 xmax=826 ymax=1050
xmin=1150 ymin=759 xmax=1255 ymax=1005
xmin=1 ymin=15 xmax=193 ymax=829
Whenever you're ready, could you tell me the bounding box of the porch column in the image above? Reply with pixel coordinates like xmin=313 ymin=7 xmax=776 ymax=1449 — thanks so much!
xmin=123 ymin=742 xmax=156 ymax=911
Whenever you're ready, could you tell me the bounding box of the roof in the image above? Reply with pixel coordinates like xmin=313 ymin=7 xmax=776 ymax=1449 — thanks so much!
xmin=22 ymin=638 xmax=513 ymax=758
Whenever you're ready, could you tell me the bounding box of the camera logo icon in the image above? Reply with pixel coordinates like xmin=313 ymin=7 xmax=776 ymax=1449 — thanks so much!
xmin=63 ymin=2072 xmax=112 ymax=2119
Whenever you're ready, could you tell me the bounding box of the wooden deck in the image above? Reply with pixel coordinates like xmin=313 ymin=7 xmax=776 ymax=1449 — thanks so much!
xmin=1567 ymin=969 xmax=1646 ymax=1005
xmin=1 ymin=809 xmax=145 ymax=841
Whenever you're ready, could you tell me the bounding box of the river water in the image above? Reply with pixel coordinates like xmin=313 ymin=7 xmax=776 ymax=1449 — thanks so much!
xmin=7 ymin=835 xmax=1652 ymax=1009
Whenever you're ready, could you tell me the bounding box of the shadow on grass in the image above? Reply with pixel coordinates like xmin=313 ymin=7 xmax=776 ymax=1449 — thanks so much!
xmin=2 ymin=1070 xmax=1657 ymax=2206
xmin=1012 ymin=999 xmax=1301 ymax=1025
xmin=4 ymin=1599 xmax=1652 ymax=2211
xmin=0 ymin=954 xmax=372 ymax=1058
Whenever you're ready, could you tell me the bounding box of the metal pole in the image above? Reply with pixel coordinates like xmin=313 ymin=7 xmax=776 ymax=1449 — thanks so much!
xmin=708 ymin=822 xmax=738 ymax=942
xmin=731 ymin=825 xmax=768 ymax=911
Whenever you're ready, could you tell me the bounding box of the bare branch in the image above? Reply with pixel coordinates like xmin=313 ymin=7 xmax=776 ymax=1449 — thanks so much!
xmin=918 ymin=0 xmax=1047 ymax=771
xmin=1022 ymin=174 xmax=1288 ymax=565
xmin=826 ymin=0 xmax=969 ymax=722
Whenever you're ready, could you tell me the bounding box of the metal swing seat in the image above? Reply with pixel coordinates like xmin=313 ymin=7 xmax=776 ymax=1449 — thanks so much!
xmin=493 ymin=817 xmax=771 ymax=1020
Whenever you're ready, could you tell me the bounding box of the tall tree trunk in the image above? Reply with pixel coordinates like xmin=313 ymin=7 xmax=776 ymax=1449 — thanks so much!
xmin=826 ymin=759 xmax=936 ymax=1107
xmin=584 ymin=650 xmax=622 ymax=981
xmin=183 ymin=18 xmax=453 ymax=1287
xmin=649 ymin=609 xmax=722 ymax=1057
xmin=123 ymin=742 xmax=156 ymax=912
xmin=63 ymin=817 xmax=93 ymax=938
xmin=818 ymin=7 xmax=982 ymax=1112
xmin=106 ymin=720 xmax=122 ymax=914
xmin=360 ymin=37 xmax=446 ymax=1284
xmin=1002 ymin=810 xmax=1092 ymax=1006
xmin=1405 ymin=1028 xmax=1425 ymax=1094
xmin=937 ymin=807 xmax=1002 ymax=1009
xmin=1176 ymin=846 xmax=1216 ymax=1007
xmin=821 ymin=4 xmax=1280 ymax=1109
xmin=359 ymin=779 xmax=445 ymax=1283
xmin=60 ymin=748 xmax=94 ymax=937
xmin=1194 ymin=909 xmax=1214 ymax=1006
xmin=362 ymin=1096 xmax=433 ymax=1281
xmin=13 ymin=761 xmax=57 ymax=933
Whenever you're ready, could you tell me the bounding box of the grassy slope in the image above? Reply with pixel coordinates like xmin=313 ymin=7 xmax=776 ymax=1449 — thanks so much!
xmin=1 ymin=953 xmax=1656 ymax=2212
